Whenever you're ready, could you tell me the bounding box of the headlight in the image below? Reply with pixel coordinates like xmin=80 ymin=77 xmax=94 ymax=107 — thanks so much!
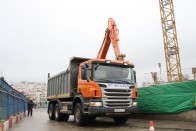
xmin=90 ymin=102 xmax=103 ymax=107
xmin=132 ymin=102 xmax=137 ymax=107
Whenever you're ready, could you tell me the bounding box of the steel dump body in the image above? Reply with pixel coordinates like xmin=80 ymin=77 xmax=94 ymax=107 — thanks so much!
xmin=47 ymin=57 xmax=89 ymax=100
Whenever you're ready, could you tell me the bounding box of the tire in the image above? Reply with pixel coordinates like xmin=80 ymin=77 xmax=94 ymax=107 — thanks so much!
xmin=48 ymin=104 xmax=55 ymax=120
xmin=54 ymin=104 xmax=69 ymax=121
xmin=54 ymin=104 xmax=61 ymax=121
xmin=74 ymin=103 xmax=87 ymax=126
xmin=113 ymin=116 xmax=128 ymax=124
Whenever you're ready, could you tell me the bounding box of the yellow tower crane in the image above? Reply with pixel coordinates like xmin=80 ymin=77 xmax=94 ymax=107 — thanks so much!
xmin=159 ymin=0 xmax=183 ymax=82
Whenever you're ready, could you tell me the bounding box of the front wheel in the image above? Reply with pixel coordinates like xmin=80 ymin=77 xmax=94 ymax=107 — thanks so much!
xmin=74 ymin=103 xmax=87 ymax=126
xmin=113 ymin=116 xmax=128 ymax=124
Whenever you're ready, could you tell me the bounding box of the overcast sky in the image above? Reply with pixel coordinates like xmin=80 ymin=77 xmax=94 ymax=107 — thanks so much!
xmin=0 ymin=0 xmax=196 ymax=85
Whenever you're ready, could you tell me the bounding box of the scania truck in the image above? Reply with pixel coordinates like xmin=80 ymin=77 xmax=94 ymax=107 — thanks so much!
xmin=47 ymin=18 xmax=138 ymax=126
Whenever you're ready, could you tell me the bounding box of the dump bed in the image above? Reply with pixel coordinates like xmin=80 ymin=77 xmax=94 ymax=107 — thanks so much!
xmin=47 ymin=57 xmax=89 ymax=100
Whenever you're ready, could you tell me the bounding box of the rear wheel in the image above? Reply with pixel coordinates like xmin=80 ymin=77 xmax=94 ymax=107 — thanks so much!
xmin=54 ymin=104 xmax=61 ymax=121
xmin=113 ymin=116 xmax=128 ymax=124
xmin=54 ymin=104 xmax=69 ymax=121
xmin=48 ymin=104 xmax=55 ymax=120
xmin=74 ymin=103 xmax=87 ymax=126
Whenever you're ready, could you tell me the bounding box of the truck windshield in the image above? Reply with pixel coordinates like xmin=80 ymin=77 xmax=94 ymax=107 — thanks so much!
xmin=93 ymin=64 xmax=134 ymax=84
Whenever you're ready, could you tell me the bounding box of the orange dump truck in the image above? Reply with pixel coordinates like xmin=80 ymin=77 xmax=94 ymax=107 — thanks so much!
xmin=47 ymin=18 xmax=138 ymax=126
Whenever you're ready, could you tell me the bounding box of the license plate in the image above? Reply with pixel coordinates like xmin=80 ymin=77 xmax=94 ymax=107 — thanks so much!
xmin=114 ymin=109 xmax=125 ymax=112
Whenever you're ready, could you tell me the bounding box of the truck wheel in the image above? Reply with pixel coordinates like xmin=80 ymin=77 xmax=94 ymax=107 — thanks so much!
xmin=48 ymin=104 xmax=55 ymax=120
xmin=54 ymin=104 xmax=70 ymax=121
xmin=54 ymin=104 xmax=61 ymax=121
xmin=113 ymin=116 xmax=128 ymax=124
xmin=74 ymin=103 xmax=87 ymax=126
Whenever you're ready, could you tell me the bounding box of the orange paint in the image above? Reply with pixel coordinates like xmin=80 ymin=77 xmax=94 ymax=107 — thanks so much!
xmin=97 ymin=18 xmax=126 ymax=61
xmin=78 ymin=79 xmax=102 ymax=98
xmin=132 ymin=85 xmax=138 ymax=99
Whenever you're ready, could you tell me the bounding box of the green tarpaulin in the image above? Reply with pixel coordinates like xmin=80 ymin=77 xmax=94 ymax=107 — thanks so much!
xmin=138 ymin=81 xmax=196 ymax=113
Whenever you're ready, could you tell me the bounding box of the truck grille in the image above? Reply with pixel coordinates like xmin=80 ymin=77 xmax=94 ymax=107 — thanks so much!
xmin=101 ymin=86 xmax=133 ymax=108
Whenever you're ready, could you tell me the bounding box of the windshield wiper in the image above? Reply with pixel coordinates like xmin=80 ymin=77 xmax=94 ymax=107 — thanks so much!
xmin=95 ymin=79 xmax=114 ymax=83
xmin=114 ymin=80 xmax=132 ymax=84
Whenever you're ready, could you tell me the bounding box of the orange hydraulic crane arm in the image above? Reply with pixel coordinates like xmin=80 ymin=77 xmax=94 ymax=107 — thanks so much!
xmin=97 ymin=18 xmax=126 ymax=61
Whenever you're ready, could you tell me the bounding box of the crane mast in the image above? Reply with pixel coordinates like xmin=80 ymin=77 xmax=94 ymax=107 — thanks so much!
xmin=159 ymin=0 xmax=182 ymax=82
xmin=97 ymin=18 xmax=125 ymax=61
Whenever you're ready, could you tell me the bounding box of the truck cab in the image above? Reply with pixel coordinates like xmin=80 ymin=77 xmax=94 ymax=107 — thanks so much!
xmin=75 ymin=58 xmax=138 ymax=125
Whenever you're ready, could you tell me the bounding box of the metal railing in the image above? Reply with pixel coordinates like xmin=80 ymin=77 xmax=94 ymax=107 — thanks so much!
xmin=142 ymin=68 xmax=196 ymax=87
xmin=0 ymin=78 xmax=27 ymax=120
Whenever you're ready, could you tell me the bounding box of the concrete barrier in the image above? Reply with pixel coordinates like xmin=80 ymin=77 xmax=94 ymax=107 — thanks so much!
xmin=0 ymin=112 xmax=26 ymax=131
xmin=130 ymin=109 xmax=196 ymax=122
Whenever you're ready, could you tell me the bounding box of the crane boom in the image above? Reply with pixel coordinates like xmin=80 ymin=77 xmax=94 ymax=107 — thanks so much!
xmin=97 ymin=18 xmax=125 ymax=61
xmin=159 ymin=0 xmax=182 ymax=82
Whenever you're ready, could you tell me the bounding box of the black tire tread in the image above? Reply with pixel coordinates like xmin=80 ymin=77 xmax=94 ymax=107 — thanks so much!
xmin=55 ymin=104 xmax=69 ymax=121
xmin=74 ymin=103 xmax=87 ymax=126
xmin=48 ymin=104 xmax=55 ymax=120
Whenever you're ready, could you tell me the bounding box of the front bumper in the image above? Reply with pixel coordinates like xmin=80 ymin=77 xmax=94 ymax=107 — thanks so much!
xmin=88 ymin=106 xmax=138 ymax=115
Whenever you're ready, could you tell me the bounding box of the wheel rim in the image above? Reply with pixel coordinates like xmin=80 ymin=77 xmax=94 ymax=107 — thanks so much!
xmin=75 ymin=107 xmax=80 ymax=123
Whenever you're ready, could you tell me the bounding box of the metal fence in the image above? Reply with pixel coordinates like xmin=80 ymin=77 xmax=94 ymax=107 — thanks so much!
xmin=141 ymin=68 xmax=196 ymax=87
xmin=0 ymin=78 xmax=27 ymax=120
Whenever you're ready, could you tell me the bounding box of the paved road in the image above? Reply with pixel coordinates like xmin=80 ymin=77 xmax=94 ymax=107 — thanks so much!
xmin=10 ymin=109 xmax=196 ymax=131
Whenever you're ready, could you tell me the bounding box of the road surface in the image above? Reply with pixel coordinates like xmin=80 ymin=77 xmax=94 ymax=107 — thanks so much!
xmin=10 ymin=108 xmax=196 ymax=131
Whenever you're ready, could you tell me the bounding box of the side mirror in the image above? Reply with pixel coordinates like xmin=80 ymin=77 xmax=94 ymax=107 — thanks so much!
xmin=82 ymin=64 xmax=90 ymax=82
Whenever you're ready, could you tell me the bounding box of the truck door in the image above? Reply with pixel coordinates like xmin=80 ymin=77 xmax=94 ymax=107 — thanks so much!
xmin=78 ymin=64 xmax=90 ymax=97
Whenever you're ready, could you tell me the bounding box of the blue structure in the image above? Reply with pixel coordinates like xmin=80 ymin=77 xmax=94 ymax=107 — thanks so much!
xmin=0 ymin=78 xmax=27 ymax=120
